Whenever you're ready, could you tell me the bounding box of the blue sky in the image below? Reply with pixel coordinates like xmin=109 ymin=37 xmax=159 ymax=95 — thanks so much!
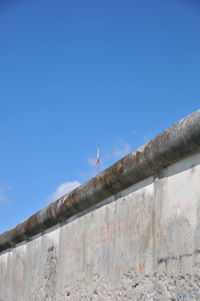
xmin=0 ymin=0 xmax=200 ymax=233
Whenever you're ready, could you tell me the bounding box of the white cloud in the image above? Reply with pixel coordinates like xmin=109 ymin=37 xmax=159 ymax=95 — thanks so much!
xmin=0 ymin=194 xmax=6 ymax=203
xmin=111 ymin=139 xmax=131 ymax=158
xmin=48 ymin=181 xmax=81 ymax=203
xmin=143 ymin=132 xmax=154 ymax=143
xmin=87 ymin=157 xmax=96 ymax=167
xmin=101 ymin=139 xmax=131 ymax=163
xmin=131 ymin=130 xmax=139 ymax=135
xmin=0 ymin=185 xmax=11 ymax=204
xmin=132 ymin=129 xmax=155 ymax=144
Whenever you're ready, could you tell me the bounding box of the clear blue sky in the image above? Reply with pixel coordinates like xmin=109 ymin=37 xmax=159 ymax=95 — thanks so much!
xmin=0 ymin=0 xmax=200 ymax=233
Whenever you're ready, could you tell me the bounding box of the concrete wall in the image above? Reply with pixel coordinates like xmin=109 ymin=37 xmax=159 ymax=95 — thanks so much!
xmin=1 ymin=110 xmax=200 ymax=300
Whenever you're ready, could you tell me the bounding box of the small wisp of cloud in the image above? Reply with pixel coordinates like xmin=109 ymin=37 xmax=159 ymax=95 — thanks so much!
xmin=0 ymin=194 xmax=6 ymax=203
xmin=143 ymin=132 xmax=154 ymax=143
xmin=0 ymin=185 xmax=11 ymax=204
xmin=87 ymin=157 xmax=96 ymax=168
xmin=131 ymin=130 xmax=139 ymax=135
xmin=48 ymin=181 xmax=81 ymax=203
xmin=110 ymin=139 xmax=131 ymax=159
xmin=131 ymin=129 xmax=155 ymax=145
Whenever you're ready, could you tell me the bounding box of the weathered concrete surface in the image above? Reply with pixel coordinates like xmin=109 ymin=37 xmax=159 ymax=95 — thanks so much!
xmin=1 ymin=111 xmax=200 ymax=300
